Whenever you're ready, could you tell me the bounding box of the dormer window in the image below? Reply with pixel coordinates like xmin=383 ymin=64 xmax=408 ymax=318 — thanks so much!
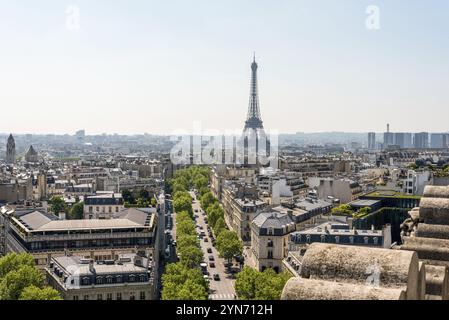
xmin=82 ymin=277 xmax=90 ymax=286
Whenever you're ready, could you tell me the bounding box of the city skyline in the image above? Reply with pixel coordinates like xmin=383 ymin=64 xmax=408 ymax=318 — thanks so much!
xmin=1 ymin=1 xmax=449 ymax=135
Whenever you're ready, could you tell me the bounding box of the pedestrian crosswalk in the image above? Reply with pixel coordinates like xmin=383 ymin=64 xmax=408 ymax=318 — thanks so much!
xmin=209 ymin=293 xmax=235 ymax=300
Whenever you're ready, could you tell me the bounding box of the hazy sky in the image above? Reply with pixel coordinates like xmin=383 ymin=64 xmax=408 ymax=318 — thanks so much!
xmin=1 ymin=1 xmax=448 ymax=135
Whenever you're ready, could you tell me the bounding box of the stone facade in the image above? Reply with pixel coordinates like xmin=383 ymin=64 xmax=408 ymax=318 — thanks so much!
xmin=398 ymin=185 xmax=449 ymax=300
xmin=282 ymin=243 xmax=422 ymax=300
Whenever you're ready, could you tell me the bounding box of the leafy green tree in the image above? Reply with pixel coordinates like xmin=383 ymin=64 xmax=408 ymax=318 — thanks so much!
xmin=178 ymin=245 xmax=204 ymax=269
xmin=235 ymin=267 xmax=291 ymax=300
xmin=49 ymin=196 xmax=67 ymax=215
xmin=136 ymin=198 xmax=150 ymax=208
xmin=177 ymin=234 xmax=199 ymax=248
xmin=200 ymin=192 xmax=216 ymax=211
xmin=357 ymin=207 xmax=372 ymax=217
xmin=213 ymin=217 xmax=227 ymax=236
xmin=207 ymin=203 xmax=224 ymax=228
xmin=150 ymin=197 xmax=157 ymax=207
xmin=161 ymin=263 xmax=208 ymax=300
xmin=255 ymin=269 xmax=291 ymax=300
xmin=173 ymin=194 xmax=193 ymax=217
xmin=331 ymin=204 xmax=354 ymax=216
xmin=0 ymin=265 xmax=44 ymax=300
xmin=193 ymin=175 xmax=209 ymax=191
xmin=198 ymin=186 xmax=210 ymax=197
xmin=68 ymin=201 xmax=84 ymax=220
xmin=216 ymin=230 xmax=243 ymax=264
xmin=162 ymin=263 xmax=206 ymax=287
xmin=122 ymin=189 xmax=135 ymax=204
xmin=175 ymin=279 xmax=209 ymax=300
xmin=235 ymin=267 xmax=259 ymax=300
xmin=0 ymin=253 xmax=35 ymax=278
xmin=19 ymin=285 xmax=62 ymax=300
xmin=139 ymin=189 xmax=150 ymax=200
xmin=177 ymin=219 xmax=196 ymax=236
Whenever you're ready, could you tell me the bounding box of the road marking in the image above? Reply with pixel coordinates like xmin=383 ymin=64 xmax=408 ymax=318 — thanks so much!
xmin=209 ymin=293 xmax=235 ymax=300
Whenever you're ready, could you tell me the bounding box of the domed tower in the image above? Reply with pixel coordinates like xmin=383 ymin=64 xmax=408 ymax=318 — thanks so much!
xmin=25 ymin=145 xmax=39 ymax=163
xmin=6 ymin=134 xmax=16 ymax=165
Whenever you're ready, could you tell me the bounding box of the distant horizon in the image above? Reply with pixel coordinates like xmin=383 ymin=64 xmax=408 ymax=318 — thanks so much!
xmin=1 ymin=1 xmax=449 ymax=133
xmin=1 ymin=130 xmax=449 ymax=137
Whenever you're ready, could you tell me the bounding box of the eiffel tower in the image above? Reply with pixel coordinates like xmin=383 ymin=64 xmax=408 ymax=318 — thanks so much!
xmin=244 ymin=54 xmax=264 ymax=131
xmin=240 ymin=54 xmax=270 ymax=168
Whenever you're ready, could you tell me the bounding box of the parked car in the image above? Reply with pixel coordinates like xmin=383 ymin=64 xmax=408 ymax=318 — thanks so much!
xmin=203 ymin=275 xmax=210 ymax=282
xmin=207 ymin=248 xmax=213 ymax=254
xmin=213 ymin=274 xmax=220 ymax=281
xmin=204 ymin=238 xmax=209 ymax=242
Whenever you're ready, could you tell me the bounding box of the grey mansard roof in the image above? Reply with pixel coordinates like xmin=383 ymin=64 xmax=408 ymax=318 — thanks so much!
xmin=252 ymin=211 xmax=295 ymax=236
xmin=12 ymin=207 xmax=155 ymax=233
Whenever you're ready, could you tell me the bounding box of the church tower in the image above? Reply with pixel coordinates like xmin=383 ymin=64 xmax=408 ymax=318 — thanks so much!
xmin=6 ymin=134 xmax=16 ymax=165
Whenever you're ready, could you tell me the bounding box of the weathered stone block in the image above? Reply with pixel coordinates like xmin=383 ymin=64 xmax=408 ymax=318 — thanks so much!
xmin=423 ymin=186 xmax=449 ymax=199
xmin=425 ymin=265 xmax=449 ymax=300
xmin=419 ymin=198 xmax=449 ymax=225
xmin=416 ymin=224 xmax=449 ymax=240
xmin=402 ymin=236 xmax=449 ymax=261
xmin=300 ymin=243 xmax=419 ymax=299
xmin=281 ymin=277 xmax=406 ymax=300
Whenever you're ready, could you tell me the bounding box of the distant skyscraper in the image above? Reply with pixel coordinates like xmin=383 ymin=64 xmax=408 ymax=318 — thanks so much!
xmin=443 ymin=133 xmax=449 ymax=148
xmin=6 ymin=134 xmax=16 ymax=165
xmin=383 ymin=124 xmax=394 ymax=148
xmin=414 ymin=132 xmax=429 ymax=149
xmin=368 ymin=132 xmax=376 ymax=150
xmin=76 ymin=130 xmax=85 ymax=142
xmin=394 ymin=132 xmax=413 ymax=149
xmin=430 ymin=133 xmax=445 ymax=148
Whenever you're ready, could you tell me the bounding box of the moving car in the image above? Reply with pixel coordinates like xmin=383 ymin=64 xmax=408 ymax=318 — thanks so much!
xmin=213 ymin=274 xmax=220 ymax=281
xmin=209 ymin=262 xmax=216 ymax=268
xmin=207 ymin=248 xmax=213 ymax=254
xmin=208 ymin=255 xmax=215 ymax=261
xmin=204 ymin=237 xmax=209 ymax=242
